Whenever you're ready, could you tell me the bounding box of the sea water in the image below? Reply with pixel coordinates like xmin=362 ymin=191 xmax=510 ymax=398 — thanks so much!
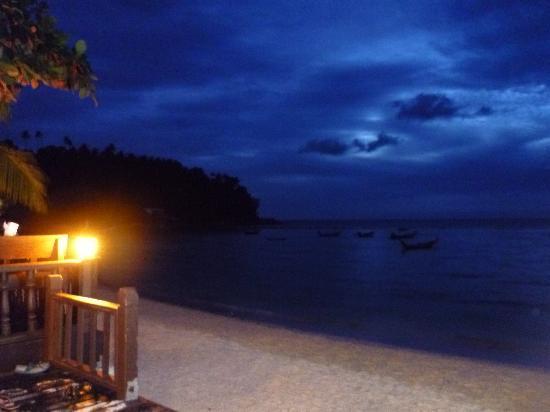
xmin=101 ymin=220 xmax=550 ymax=369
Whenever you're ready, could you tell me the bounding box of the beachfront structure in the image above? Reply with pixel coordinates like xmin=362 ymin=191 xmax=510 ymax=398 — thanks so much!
xmin=0 ymin=234 xmax=98 ymax=371
xmin=0 ymin=234 xmax=179 ymax=411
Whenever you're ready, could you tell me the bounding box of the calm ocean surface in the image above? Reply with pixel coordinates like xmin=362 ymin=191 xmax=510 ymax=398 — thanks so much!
xmin=101 ymin=221 xmax=550 ymax=369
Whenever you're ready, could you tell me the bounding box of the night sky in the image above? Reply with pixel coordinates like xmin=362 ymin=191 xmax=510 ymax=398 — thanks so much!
xmin=2 ymin=1 xmax=550 ymax=219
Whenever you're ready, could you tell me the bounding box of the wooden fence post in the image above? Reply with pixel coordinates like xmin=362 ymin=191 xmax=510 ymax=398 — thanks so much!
xmin=0 ymin=271 xmax=10 ymax=337
xmin=79 ymin=259 xmax=98 ymax=297
xmin=43 ymin=274 xmax=63 ymax=361
xmin=26 ymin=269 xmax=38 ymax=333
xmin=115 ymin=287 xmax=139 ymax=401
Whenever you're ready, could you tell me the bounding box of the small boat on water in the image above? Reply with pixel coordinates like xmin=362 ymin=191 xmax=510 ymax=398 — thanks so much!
xmin=356 ymin=231 xmax=374 ymax=238
xmin=400 ymin=238 xmax=438 ymax=250
xmin=318 ymin=230 xmax=341 ymax=238
xmin=389 ymin=229 xmax=417 ymax=240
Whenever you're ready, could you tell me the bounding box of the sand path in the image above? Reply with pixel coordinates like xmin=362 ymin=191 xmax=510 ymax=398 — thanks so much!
xmin=99 ymin=289 xmax=550 ymax=411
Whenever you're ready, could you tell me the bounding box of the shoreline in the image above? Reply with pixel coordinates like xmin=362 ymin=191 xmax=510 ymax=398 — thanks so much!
xmin=98 ymin=287 xmax=550 ymax=411
xmin=102 ymin=279 xmax=550 ymax=373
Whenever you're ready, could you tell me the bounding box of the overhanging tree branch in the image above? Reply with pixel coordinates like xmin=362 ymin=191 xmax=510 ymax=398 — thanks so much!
xmin=0 ymin=0 xmax=97 ymax=120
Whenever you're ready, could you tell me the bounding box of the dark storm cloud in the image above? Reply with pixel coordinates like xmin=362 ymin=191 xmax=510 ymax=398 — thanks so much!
xmin=393 ymin=94 xmax=495 ymax=121
xmin=394 ymin=93 xmax=460 ymax=120
xmin=300 ymin=132 xmax=399 ymax=156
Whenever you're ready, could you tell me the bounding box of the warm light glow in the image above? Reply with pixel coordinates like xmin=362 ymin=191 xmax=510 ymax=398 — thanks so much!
xmin=75 ymin=237 xmax=99 ymax=260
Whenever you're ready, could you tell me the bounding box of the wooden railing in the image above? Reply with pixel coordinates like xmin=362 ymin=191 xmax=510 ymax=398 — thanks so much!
xmin=0 ymin=235 xmax=97 ymax=342
xmin=44 ymin=275 xmax=138 ymax=401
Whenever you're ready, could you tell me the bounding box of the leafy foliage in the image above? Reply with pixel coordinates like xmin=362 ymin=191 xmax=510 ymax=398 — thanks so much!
xmin=0 ymin=0 xmax=96 ymax=120
xmin=0 ymin=142 xmax=47 ymax=212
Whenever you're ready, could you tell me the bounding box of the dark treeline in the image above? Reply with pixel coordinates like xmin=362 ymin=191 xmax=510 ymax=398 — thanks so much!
xmin=3 ymin=140 xmax=260 ymax=233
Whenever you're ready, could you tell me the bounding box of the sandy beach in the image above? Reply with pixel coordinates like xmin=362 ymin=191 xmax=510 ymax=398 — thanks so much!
xmin=98 ymin=288 xmax=550 ymax=411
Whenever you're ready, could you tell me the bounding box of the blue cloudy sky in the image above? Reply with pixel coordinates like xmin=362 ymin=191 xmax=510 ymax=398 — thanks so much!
xmin=2 ymin=0 xmax=550 ymax=219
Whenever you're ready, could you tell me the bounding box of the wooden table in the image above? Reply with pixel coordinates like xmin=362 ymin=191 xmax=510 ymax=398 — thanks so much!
xmin=0 ymin=367 xmax=173 ymax=411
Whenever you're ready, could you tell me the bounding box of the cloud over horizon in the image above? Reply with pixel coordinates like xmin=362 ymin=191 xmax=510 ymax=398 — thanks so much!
xmin=2 ymin=0 xmax=550 ymax=219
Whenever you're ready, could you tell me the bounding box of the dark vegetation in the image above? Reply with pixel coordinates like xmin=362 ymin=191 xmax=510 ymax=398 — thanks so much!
xmin=1 ymin=139 xmax=259 ymax=234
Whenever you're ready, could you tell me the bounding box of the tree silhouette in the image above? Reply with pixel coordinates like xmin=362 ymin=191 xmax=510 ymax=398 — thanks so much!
xmin=35 ymin=130 xmax=44 ymax=148
xmin=63 ymin=136 xmax=74 ymax=148
xmin=33 ymin=144 xmax=259 ymax=230
xmin=20 ymin=130 xmax=31 ymax=148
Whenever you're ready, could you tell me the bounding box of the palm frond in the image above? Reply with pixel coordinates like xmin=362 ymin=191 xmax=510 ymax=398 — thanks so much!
xmin=0 ymin=145 xmax=47 ymax=212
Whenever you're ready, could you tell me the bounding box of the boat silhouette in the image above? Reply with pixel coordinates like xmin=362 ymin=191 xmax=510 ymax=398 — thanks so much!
xmin=400 ymin=238 xmax=438 ymax=251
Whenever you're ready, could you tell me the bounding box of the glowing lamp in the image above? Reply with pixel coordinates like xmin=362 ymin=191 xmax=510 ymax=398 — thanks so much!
xmin=74 ymin=237 xmax=99 ymax=260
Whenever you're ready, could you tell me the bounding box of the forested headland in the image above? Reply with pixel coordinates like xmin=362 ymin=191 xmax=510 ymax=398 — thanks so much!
xmin=1 ymin=140 xmax=260 ymax=234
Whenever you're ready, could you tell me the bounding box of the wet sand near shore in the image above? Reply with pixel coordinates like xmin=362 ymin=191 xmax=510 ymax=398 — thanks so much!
xmin=99 ymin=287 xmax=550 ymax=411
